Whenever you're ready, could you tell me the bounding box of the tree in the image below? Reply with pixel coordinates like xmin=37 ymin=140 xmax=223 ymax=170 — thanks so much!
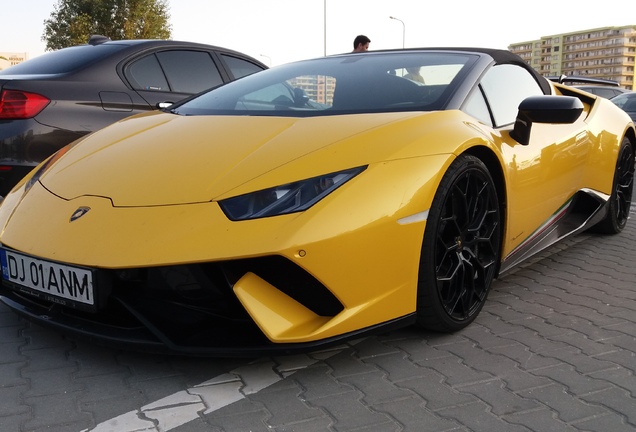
xmin=42 ymin=0 xmax=172 ymax=50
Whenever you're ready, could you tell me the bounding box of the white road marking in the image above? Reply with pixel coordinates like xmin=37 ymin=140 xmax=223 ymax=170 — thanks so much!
xmin=82 ymin=347 xmax=345 ymax=432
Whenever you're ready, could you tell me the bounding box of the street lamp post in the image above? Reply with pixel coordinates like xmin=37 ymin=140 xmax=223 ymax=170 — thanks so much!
xmin=260 ymin=54 xmax=272 ymax=66
xmin=389 ymin=16 xmax=405 ymax=49
xmin=324 ymin=0 xmax=327 ymax=56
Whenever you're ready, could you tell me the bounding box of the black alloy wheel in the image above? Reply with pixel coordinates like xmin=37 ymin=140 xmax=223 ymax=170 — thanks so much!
xmin=417 ymin=154 xmax=501 ymax=332
xmin=592 ymin=137 xmax=634 ymax=234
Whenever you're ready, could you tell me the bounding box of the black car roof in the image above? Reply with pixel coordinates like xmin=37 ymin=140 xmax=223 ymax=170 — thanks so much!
xmin=0 ymin=39 xmax=266 ymax=77
xmin=93 ymin=39 xmax=255 ymax=56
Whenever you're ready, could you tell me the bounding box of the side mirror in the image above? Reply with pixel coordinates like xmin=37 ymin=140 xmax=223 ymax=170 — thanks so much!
xmin=511 ymin=95 xmax=584 ymax=145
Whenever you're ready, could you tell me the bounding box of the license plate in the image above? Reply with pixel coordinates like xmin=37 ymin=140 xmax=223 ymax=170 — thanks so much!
xmin=0 ymin=248 xmax=94 ymax=307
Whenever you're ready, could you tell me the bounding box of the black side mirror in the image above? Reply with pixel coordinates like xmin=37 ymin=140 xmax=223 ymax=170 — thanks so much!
xmin=511 ymin=96 xmax=584 ymax=145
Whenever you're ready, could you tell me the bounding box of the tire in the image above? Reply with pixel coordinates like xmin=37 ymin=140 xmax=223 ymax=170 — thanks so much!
xmin=416 ymin=155 xmax=501 ymax=332
xmin=592 ymin=137 xmax=634 ymax=234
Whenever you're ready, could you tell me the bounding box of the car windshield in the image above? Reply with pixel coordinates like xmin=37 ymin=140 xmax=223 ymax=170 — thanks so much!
xmin=172 ymin=51 xmax=477 ymax=117
xmin=0 ymin=44 xmax=127 ymax=75
xmin=611 ymin=93 xmax=636 ymax=110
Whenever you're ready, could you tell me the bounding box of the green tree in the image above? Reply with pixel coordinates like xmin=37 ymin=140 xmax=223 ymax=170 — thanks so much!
xmin=42 ymin=0 xmax=172 ymax=50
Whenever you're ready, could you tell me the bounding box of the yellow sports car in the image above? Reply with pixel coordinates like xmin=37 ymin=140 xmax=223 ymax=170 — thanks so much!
xmin=0 ymin=48 xmax=634 ymax=356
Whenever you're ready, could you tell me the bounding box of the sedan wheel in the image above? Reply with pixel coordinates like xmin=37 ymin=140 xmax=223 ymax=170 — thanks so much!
xmin=417 ymin=155 xmax=501 ymax=332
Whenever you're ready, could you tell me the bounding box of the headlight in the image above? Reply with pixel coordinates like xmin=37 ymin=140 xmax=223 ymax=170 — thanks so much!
xmin=219 ymin=166 xmax=366 ymax=221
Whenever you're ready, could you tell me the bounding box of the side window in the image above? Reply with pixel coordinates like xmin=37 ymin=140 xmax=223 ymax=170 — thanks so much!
xmin=479 ymin=64 xmax=544 ymax=127
xmin=127 ymin=55 xmax=170 ymax=91
xmin=156 ymin=51 xmax=224 ymax=94
xmin=221 ymin=54 xmax=265 ymax=79
xmin=597 ymin=88 xmax=617 ymax=98
xmin=463 ymin=87 xmax=493 ymax=126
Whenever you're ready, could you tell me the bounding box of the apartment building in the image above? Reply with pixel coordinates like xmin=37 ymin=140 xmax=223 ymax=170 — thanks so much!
xmin=289 ymin=75 xmax=336 ymax=105
xmin=509 ymin=25 xmax=636 ymax=90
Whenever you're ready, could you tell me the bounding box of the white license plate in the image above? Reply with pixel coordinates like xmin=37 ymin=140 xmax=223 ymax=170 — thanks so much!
xmin=0 ymin=249 xmax=94 ymax=306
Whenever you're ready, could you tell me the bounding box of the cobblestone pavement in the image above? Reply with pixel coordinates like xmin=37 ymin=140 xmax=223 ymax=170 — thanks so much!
xmin=1 ymin=206 xmax=635 ymax=431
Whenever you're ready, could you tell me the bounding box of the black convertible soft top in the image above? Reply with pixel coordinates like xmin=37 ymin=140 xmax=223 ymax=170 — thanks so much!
xmin=376 ymin=47 xmax=553 ymax=95
xmin=449 ymin=47 xmax=551 ymax=92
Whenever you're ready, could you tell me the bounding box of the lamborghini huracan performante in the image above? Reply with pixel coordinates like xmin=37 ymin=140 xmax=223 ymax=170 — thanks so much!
xmin=0 ymin=48 xmax=634 ymax=356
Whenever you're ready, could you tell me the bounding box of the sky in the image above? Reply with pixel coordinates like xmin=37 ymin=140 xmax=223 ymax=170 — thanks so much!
xmin=2 ymin=0 xmax=635 ymax=66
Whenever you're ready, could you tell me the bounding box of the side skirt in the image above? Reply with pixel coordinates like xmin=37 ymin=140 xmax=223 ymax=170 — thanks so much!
xmin=499 ymin=189 xmax=609 ymax=274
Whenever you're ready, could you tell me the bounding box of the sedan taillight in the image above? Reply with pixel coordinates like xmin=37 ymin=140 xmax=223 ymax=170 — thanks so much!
xmin=0 ymin=89 xmax=50 ymax=119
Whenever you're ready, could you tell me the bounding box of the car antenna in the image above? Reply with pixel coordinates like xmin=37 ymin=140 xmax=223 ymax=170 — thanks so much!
xmin=88 ymin=35 xmax=111 ymax=46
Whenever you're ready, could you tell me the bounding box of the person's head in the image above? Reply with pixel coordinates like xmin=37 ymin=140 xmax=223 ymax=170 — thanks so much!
xmin=352 ymin=35 xmax=371 ymax=52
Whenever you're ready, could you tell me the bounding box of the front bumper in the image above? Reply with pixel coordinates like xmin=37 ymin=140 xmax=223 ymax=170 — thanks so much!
xmin=0 ymin=256 xmax=416 ymax=356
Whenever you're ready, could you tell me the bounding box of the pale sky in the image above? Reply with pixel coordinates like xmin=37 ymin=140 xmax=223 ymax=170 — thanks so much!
xmin=2 ymin=0 xmax=635 ymax=66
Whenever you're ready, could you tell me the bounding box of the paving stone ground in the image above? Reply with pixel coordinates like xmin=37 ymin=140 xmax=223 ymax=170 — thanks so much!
xmin=1 ymin=204 xmax=635 ymax=431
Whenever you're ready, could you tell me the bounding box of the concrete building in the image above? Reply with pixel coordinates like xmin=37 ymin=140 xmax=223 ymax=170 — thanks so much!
xmin=0 ymin=52 xmax=28 ymax=71
xmin=288 ymin=75 xmax=336 ymax=105
xmin=509 ymin=25 xmax=636 ymax=90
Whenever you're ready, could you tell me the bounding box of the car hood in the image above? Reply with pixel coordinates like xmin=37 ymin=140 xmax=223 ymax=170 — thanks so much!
xmin=38 ymin=110 xmax=451 ymax=206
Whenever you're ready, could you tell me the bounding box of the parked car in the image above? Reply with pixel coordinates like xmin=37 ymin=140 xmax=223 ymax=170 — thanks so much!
xmin=573 ymin=85 xmax=630 ymax=99
xmin=610 ymin=92 xmax=636 ymax=122
xmin=546 ymin=75 xmax=630 ymax=99
xmin=0 ymin=37 xmax=267 ymax=195
xmin=0 ymin=48 xmax=633 ymax=356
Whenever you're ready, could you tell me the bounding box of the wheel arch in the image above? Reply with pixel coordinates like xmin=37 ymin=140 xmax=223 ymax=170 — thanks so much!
xmin=462 ymin=145 xmax=507 ymax=276
xmin=625 ymin=126 xmax=636 ymax=156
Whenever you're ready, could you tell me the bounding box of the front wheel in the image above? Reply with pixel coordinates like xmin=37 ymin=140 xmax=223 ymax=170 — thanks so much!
xmin=416 ymin=155 xmax=501 ymax=332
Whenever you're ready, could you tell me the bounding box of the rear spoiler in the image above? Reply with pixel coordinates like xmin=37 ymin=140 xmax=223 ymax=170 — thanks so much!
xmin=546 ymin=75 xmax=620 ymax=86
